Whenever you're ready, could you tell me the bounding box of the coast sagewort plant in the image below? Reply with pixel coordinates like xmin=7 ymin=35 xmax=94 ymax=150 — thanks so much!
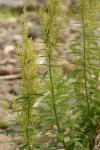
xmin=15 ymin=0 xmax=100 ymax=150
xmin=14 ymin=7 xmax=41 ymax=150
xmin=37 ymin=0 xmax=68 ymax=149
xmin=67 ymin=0 xmax=100 ymax=149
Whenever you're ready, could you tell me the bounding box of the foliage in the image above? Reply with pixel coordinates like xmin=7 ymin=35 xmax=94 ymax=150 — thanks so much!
xmin=15 ymin=0 xmax=100 ymax=150
xmin=14 ymin=7 xmax=41 ymax=150
xmin=66 ymin=0 xmax=100 ymax=149
xmin=37 ymin=0 xmax=68 ymax=149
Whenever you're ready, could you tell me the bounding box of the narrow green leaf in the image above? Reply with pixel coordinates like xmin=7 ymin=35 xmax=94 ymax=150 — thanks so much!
xmin=19 ymin=145 xmax=27 ymax=150
xmin=67 ymin=69 xmax=82 ymax=78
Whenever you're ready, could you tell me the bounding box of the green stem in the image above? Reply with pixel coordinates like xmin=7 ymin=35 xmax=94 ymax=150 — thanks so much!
xmin=25 ymin=96 xmax=32 ymax=150
xmin=43 ymin=1 xmax=67 ymax=149
xmin=48 ymin=47 xmax=67 ymax=150
xmin=81 ymin=0 xmax=91 ymax=114
xmin=87 ymin=38 xmax=92 ymax=103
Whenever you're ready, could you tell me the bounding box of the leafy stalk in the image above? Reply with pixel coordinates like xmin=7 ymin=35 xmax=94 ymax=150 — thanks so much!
xmin=80 ymin=0 xmax=99 ymax=115
xmin=48 ymin=40 xmax=67 ymax=149
xmin=68 ymin=0 xmax=99 ymax=148
xmin=14 ymin=7 xmax=41 ymax=149
xmin=38 ymin=0 xmax=67 ymax=149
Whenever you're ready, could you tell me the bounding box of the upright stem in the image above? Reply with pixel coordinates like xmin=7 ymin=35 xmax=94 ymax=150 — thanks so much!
xmin=26 ymin=87 xmax=32 ymax=150
xmin=87 ymin=38 xmax=92 ymax=103
xmin=26 ymin=102 xmax=31 ymax=150
xmin=40 ymin=0 xmax=67 ymax=148
xmin=81 ymin=0 xmax=90 ymax=114
xmin=48 ymin=47 xmax=67 ymax=150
